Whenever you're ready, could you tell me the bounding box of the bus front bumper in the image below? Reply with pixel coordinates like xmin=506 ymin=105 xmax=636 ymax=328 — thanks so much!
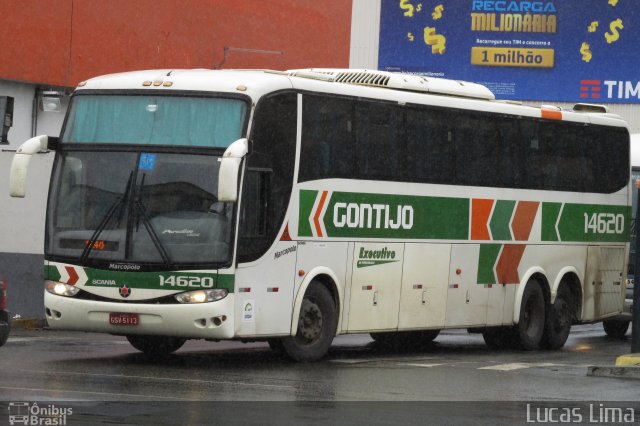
xmin=44 ymin=291 xmax=235 ymax=339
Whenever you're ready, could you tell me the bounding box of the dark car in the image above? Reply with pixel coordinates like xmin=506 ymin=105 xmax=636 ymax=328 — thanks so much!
xmin=0 ymin=278 xmax=9 ymax=346
xmin=603 ymin=279 xmax=633 ymax=338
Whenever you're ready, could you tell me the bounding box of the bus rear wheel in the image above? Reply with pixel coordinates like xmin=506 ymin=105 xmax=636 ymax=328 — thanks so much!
xmin=540 ymin=287 xmax=573 ymax=350
xmin=603 ymin=319 xmax=630 ymax=339
xmin=282 ymin=283 xmax=337 ymax=362
xmin=516 ymin=281 xmax=546 ymax=350
xmin=126 ymin=335 xmax=186 ymax=357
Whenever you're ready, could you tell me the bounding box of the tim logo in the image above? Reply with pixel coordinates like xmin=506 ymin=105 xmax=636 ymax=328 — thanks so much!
xmin=579 ymin=80 xmax=601 ymax=99
xmin=581 ymin=79 xmax=640 ymax=100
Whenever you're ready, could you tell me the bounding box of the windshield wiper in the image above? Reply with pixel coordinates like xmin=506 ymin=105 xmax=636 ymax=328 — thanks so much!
xmin=80 ymin=171 xmax=134 ymax=263
xmin=133 ymin=173 xmax=173 ymax=268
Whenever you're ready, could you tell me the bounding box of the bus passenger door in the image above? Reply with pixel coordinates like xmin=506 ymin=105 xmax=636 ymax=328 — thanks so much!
xmin=445 ymin=244 xmax=489 ymax=327
xmin=398 ymin=243 xmax=449 ymax=330
xmin=347 ymin=243 xmax=404 ymax=332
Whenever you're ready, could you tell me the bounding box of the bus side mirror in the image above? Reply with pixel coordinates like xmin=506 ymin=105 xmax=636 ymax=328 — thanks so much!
xmin=218 ymin=138 xmax=248 ymax=202
xmin=9 ymin=135 xmax=50 ymax=198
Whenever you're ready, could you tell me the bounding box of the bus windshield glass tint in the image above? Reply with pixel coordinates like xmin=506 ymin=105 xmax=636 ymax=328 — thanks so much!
xmin=46 ymin=151 xmax=233 ymax=268
xmin=63 ymin=95 xmax=247 ymax=148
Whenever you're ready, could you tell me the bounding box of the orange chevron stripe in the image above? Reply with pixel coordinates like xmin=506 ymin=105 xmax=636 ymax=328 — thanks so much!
xmin=471 ymin=198 xmax=494 ymax=240
xmin=495 ymin=244 xmax=526 ymax=284
xmin=313 ymin=191 xmax=328 ymax=237
xmin=511 ymin=201 xmax=539 ymax=241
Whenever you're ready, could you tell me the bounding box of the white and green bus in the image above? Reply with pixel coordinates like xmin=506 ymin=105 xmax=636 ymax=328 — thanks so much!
xmin=9 ymin=69 xmax=631 ymax=361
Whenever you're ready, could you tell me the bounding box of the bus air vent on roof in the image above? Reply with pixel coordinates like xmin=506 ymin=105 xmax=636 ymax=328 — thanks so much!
xmin=287 ymin=68 xmax=495 ymax=100
xmin=573 ymin=103 xmax=608 ymax=113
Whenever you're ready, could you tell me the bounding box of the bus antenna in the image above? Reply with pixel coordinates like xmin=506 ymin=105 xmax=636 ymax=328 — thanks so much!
xmin=214 ymin=47 xmax=284 ymax=70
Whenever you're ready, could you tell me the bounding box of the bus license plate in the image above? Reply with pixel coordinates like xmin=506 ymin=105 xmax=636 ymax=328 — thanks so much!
xmin=109 ymin=312 xmax=139 ymax=326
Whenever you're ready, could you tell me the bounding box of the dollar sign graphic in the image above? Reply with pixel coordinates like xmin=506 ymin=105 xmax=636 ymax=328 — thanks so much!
xmin=400 ymin=0 xmax=414 ymax=17
xmin=432 ymin=4 xmax=444 ymax=20
xmin=580 ymin=42 xmax=592 ymax=63
xmin=407 ymin=32 xmax=414 ymax=42
xmin=416 ymin=3 xmax=422 ymax=12
xmin=424 ymin=27 xmax=446 ymax=54
xmin=587 ymin=21 xmax=598 ymax=32
xmin=605 ymin=19 xmax=623 ymax=43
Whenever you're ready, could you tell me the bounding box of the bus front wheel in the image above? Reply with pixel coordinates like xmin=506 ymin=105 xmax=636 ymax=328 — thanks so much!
xmin=126 ymin=335 xmax=186 ymax=357
xmin=282 ymin=282 xmax=337 ymax=362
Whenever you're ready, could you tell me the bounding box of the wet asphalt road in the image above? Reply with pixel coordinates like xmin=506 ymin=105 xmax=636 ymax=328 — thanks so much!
xmin=0 ymin=324 xmax=638 ymax=425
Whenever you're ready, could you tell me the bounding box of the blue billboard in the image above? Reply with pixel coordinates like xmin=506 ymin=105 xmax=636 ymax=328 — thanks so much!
xmin=378 ymin=0 xmax=640 ymax=103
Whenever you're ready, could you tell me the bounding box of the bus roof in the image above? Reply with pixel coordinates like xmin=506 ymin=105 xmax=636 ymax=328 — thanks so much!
xmin=75 ymin=68 xmax=628 ymax=128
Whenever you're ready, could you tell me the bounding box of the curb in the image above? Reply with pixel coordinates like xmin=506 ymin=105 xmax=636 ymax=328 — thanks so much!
xmin=615 ymin=353 xmax=640 ymax=366
xmin=587 ymin=365 xmax=640 ymax=380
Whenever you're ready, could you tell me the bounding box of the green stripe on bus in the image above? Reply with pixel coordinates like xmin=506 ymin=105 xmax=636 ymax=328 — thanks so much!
xmin=489 ymin=200 xmax=516 ymax=241
xmin=44 ymin=264 xmax=235 ymax=292
xmin=542 ymin=202 xmax=631 ymax=242
xmin=298 ymin=189 xmax=318 ymax=237
xmin=541 ymin=202 xmax=562 ymax=242
xmin=556 ymin=204 xmax=631 ymax=243
xmin=321 ymin=191 xmax=469 ymax=240
xmin=44 ymin=265 xmax=61 ymax=281
xmin=299 ymin=190 xmax=631 ymax=242
xmin=477 ymin=244 xmax=501 ymax=284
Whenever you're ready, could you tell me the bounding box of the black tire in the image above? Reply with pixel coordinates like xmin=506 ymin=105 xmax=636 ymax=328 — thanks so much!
xmin=416 ymin=329 xmax=440 ymax=344
xmin=516 ymin=281 xmax=546 ymax=350
xmin=603 ymin=319 xmax=630 ymax=339
xmin=540 ymin=287 xmax=573 ymax=350
xmin=267 ymin=338 xmax=286 ymax=354
xmin=282 ymin=283 xmax=337 ymax=362
xmin=126 ymin=335 xmax=186 ymax=357
xmin=482 ymin=327 xmax=519 ymax=350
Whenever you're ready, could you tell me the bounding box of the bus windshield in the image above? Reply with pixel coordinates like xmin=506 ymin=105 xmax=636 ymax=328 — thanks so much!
xmin=47 ymin=150 xmax=234 ymax=268
xmin=63 ymin=94 xmax=247 ymax=147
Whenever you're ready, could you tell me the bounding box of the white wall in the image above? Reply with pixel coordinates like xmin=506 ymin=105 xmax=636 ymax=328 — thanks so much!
xmin=0 ymin=79 xmax=68 ymax=149
xmin=349 ymin=0 xmax=381 ymax=71
xmin=0 ymin=80 xmax=64 ymax=318
xmin=0 ymin=79 xmax=65 ymax=253
xmin=0 ymin=81 xmax=35 ymax=147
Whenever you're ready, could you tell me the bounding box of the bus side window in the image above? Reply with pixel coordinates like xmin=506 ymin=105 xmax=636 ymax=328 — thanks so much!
xmin=300 ymin=94 xmax=355 ymax=182
xmin=405 ymin=107 xmax=452 ymax=184
xmin=354 ymin=101 xmax=401 ymax=181
xmin=453 ymin=112 xmax=501 ymax=187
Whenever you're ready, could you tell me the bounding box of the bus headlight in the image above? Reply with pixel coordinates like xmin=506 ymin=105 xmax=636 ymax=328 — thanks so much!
xmin=175 ymin=289 xmax=228 ymax=304
xmin=45 ymin=281 xmax=80 ymax=297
